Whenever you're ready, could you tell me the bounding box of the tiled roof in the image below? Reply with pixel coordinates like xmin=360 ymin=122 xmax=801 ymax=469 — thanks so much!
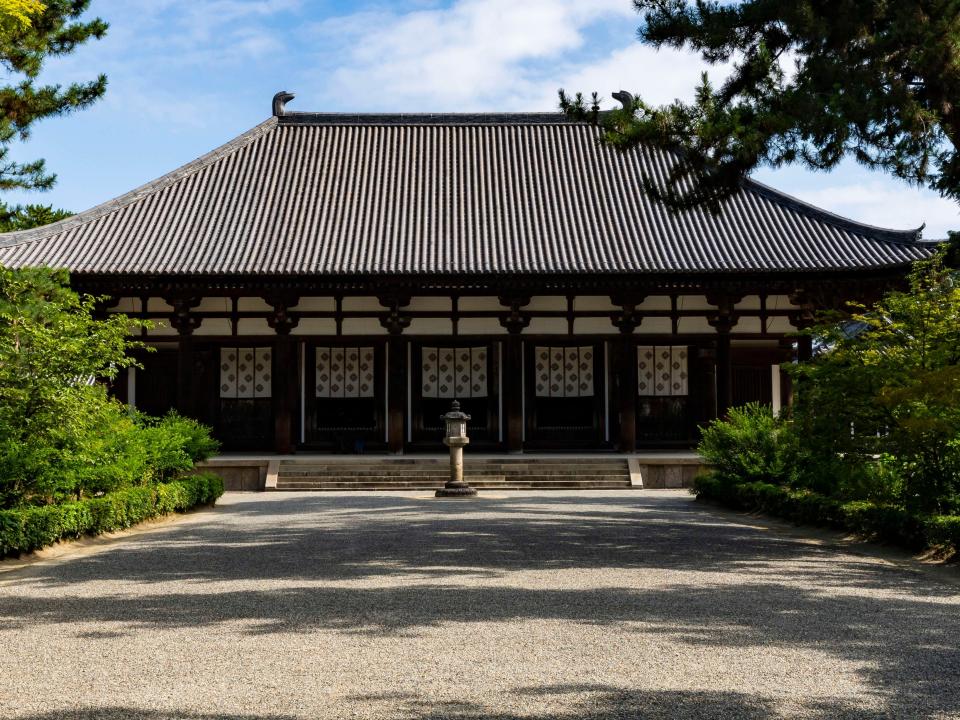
xmin=0 ymin=112 xmax=935 ymax=276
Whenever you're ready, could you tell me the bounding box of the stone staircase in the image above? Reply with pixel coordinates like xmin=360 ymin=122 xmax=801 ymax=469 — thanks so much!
xmin=271 ymin=457 xmax=633 ymax=491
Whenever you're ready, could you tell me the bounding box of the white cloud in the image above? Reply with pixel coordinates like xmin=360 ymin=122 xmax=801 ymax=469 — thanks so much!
xmin=308 ymin=0 xmax=645 ymax=111
xmin=537 ymin=43 xmax=726 ymax=110
xmin=787 ymin=181 xmax=959 ymax=239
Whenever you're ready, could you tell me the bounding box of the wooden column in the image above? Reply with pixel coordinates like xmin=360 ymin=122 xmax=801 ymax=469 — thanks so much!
xmin=715 ymin=330 xmax=732 ymax=417
xmin=612 ymin=299 xmax=642 ymax=453
xmin=379 ymin=295 xmax=411 ymax=454
xmin=266 ymin=297 xmax=300 ymax=455
xmin=499 ymin=296 xmax=530 ymax=453
xmin=706 ymin=293 xmax=741 ymax=419
xmin=168 ymin=298 xmax=200 ymax=418
xmin=789 ymin=293 xmax=818 ymax=364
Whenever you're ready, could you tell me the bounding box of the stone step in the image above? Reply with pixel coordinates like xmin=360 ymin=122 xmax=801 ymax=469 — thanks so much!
xmin=277 ymin=468 xmax=629 ymax=478
xmin=278 ymin=461 xmax=627 ymax=470
xmin=277 ymin=472 xmax=628 ymax=481
xmin=275 ymin=477 xmax=630 ymax=484
xmin=272 ymin=457 xmax=631 ymax=491
xmin=272 ymin=483 xmax=631 ymax=491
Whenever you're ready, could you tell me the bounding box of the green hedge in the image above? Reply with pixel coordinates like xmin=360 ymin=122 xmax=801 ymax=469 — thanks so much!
xmin=694 ymin=475 xmax=960 ymax=554
xmin=0 ymin=472 xmax=224 ymax=559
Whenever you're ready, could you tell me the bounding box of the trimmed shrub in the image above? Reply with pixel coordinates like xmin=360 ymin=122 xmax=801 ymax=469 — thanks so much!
xmin=697 ymin=403 xmax=797 ymax=486
xmin=0 ymin=472 xmax=224 ymax=558
xmin=923 ymin=515 xmax=960 ymax=550
xmin=694 ymin=473 xmax=959 ymax=553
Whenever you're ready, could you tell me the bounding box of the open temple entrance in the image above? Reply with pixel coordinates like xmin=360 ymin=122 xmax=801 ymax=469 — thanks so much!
xmin=409 ymin=343 xmax=500 ymax=450
xmin=525 ymin=343 xmax=608 ymax=450
xmin=303 ymin=343 xmax=386 ymax=452
xmin=216 ymin=346 xmax=274 ymax=451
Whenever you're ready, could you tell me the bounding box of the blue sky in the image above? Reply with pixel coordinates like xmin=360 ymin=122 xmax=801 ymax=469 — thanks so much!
xmin=5 ymin=0 xmax=958 ymax=238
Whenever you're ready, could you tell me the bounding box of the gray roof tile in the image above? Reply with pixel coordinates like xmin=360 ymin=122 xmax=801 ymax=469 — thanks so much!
xmin=0 ymin=113 xmax=935 ymax=275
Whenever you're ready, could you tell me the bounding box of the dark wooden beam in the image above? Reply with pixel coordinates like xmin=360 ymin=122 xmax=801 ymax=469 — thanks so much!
xmin=499 ymin=296 xmax=530 ymax=453
xmin=706 ymin=293 xmax=741 ymax=418
xmin=386 ymin=336 xmax=406 ymax=454
xmin=167 ymin=297 xmax=201 ymax=417
xmin=265 ymin=296 xmax=300 ymax=454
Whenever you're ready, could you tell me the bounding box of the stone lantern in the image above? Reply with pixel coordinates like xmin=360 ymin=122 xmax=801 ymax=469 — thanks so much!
xmin=436 ymin=400 xmax=478 ymax=497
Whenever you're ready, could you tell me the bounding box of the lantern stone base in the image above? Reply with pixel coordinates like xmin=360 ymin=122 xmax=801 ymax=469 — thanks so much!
xmin=435 ymin=481 xmax=478 ymax=498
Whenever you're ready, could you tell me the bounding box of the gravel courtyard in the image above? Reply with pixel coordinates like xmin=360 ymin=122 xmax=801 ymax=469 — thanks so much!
xmin=1 ymin=490 xmax=958 ymax=720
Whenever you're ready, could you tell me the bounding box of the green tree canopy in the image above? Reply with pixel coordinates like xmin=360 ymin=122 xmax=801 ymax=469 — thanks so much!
xmin=789 ymin=247 xmax=960 ymax=512
xmin=0 ymin=201 xmax=69 ymax=230
xmin=0 ymin=0 xmax=107 ymax=193
xmin=561 ymin=1 xmax=960 ymax=213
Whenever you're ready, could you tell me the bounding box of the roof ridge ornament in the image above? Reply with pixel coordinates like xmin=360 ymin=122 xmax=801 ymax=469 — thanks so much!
xmin=273 ymin=90 xmax=295 ymax=117
xmin=612 ymin=90 xmax=634 ymax=111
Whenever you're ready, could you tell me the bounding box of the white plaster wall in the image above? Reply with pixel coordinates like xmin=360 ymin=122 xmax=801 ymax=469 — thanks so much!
xmin=733 ymin=317 xmax=763 ymax=333
xmin=292 ymin=318 xmax=337 ymax=335
xmin=236 ymin=318 xmax=274 ymax=335
xmin=525 ymin=318 xmax=569 ymax=334
xmin=408 ymin=297 xmax=452 ymax=311
xmin=194 ymin=318 xmax=232 ymax=336
xmin=677 ymin=295 xmax=713 ymax=311
xmin=148 ymin=297 xmax=173 ymax=313
xmin=458 ymin=318 xmax=506 ymax=335
xmin=769 ymin=295 xmax=799 ymax=310
xmin=342 ymin=318 xmax=388 ymax=335
xmin=573 ymin=317 xmax=615 ymax=334
xmin=766 ymin=316 xmax=796 ymax=334
xmin=526 ymin=296 xmax=567 ymax=311
xmin=736 ymin=295 xmax=763 ymax=310
xmin=342 ymin=297 xmax=384 ymax=312
xmin=195 ymin=297 xmax=231 ymax=312
xmin=574 ymin=296 xmax=617 ymax=311
xmin=635 ymin=317 xmax=673 ymax=334
xmin=237 ymin=297 xmax=272 ymax=312
xmin=110 ymin=297 xmax=141 ymax=313
xmin=638 ymin=296 xmax=672 ymax=311
xmin=677 ymin=317 xmax=714 ymax=334
xmin=291 ymin=297 xmax=336 ymax=311
xmin=407 ymin=318 xmax=454 ymax=335
xmin=459 ymin=296 xmax=503 ymax=311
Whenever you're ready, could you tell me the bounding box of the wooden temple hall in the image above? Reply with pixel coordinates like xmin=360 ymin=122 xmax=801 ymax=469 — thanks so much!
xmin=0 ymin=93 xmax=935 ymax=456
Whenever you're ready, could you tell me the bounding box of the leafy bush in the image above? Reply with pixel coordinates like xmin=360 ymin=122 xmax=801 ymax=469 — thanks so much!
xmin=0 ymin=264 xmax=221 ymax=508
xmin=788 ymin=249 xmax=960 ymax=512
xmin=0 ymin=472 xmax=224 ymax=558
xmin=698 ymin=403 xmax=797 ymax=486
xmin=693 ymin=475 xmax=958 ymax=553
xmin=137 ymin=412 xmax=220 ymax=483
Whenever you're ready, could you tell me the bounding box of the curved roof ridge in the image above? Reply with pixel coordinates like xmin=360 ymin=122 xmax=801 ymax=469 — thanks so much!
xmin=278 ymin=111 xmax=576 ymax=126
xmin=0 ymin=117 xmax=279 ymax=250
xmin=742 ymin=175 xmax=926 ymax=245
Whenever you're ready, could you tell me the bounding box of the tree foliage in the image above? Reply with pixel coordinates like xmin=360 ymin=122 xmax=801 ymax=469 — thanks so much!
xmin=0 ymin=201 xmax=70 ymax=230
xmin=561 ymin=1 xmax=960 ymax=212
xmin=0 ymin=267 xmax=219 ymax=508
xmin=697 ymin=248 xmax=960 ymax=514
xmin=789 ymin=247 xmax=960 ymax=512
xmin=0 ymin=0 xmax=107 ymax=193
xmin=0 ymin=0 xmax=45 ymax=36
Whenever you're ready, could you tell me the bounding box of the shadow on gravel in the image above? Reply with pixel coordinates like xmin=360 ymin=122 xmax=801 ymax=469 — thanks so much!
xmin=14 ymin=712 xmax=298 ymax=720
xmin=3 ymin=493 xmax=959 ymax=719
xmin=10 ymin=689 xmax=888 ymax=720
xmin=6 ymin=493 xmax=943 ymax=594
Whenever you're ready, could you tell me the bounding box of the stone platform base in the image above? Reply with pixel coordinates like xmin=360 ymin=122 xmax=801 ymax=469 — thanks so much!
xmin=197 ymin=453 xmax=708 ymax=492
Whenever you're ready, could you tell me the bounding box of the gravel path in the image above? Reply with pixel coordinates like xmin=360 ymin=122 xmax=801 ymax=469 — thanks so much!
xmin=1 ymin=490 xmax=958 ymax=720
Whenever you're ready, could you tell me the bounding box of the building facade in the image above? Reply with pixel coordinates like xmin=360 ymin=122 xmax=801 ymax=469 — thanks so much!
xmin=0 ymin=97 xmax=936 ymax=454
